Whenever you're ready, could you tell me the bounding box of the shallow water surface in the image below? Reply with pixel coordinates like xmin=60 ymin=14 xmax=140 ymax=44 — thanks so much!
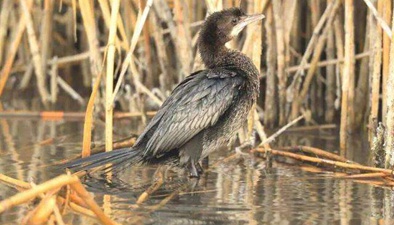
xmin=1 ymin=118 xmax=394 ymax=225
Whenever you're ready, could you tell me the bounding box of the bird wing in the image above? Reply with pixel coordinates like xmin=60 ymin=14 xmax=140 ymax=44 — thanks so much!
xmin=139 ymin=68 xmax=245 ymax=157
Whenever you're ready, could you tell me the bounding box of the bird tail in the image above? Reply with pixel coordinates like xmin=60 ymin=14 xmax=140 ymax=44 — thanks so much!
xmin=62 ymin=147 xmax=143 ymax=173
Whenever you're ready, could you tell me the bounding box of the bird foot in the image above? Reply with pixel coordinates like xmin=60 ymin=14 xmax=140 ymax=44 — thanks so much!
xmin=236 ymin=131 xmax=257 ymax=155
xmin=235 ymin=146 xmax=249 ymax=155
xmin=188 ymin=161 xmax=200 ymax=178
xmin=196 ymin=163 xmax=204 ymax=174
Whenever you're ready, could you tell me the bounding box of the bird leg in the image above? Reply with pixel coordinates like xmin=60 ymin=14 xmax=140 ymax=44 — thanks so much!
xmin=195 ymin=162 xmax=204 ymax=174
xmin=188 ymin=159 xmax=200 ymax=178
xmin=235 ymin=141 xmax=252 ymax=155
xmin=235 ymin=131 xmax=256 ymax=155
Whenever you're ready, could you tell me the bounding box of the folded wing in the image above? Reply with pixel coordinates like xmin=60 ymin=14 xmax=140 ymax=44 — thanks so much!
xmin=137 ymin=68 xmax=245 ymax=158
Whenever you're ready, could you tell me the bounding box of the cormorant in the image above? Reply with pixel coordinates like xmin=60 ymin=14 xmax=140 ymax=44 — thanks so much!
xmin=64 ymin=8 xmax=264 ymax=177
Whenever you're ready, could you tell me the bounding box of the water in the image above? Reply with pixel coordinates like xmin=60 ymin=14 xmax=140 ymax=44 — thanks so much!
xmin=1 ymin=115 xmax=394 ymax=224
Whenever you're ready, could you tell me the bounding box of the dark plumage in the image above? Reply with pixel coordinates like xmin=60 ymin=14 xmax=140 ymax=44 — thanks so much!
xmin=64 ymin=8 xmax=265 ymax=177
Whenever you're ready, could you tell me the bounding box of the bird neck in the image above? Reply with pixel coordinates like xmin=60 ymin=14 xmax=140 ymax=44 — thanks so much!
xmin=197 ymin=27 xmax=233 ymax=68
xmin=197 ymin=28 xmax=259 ymax=84
xmin=198 ymin=42 xmax=230 ymax=69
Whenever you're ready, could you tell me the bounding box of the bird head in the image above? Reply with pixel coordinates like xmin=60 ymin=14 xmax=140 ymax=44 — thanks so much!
xmin=200 ymin=8 xmax=265 ymax=46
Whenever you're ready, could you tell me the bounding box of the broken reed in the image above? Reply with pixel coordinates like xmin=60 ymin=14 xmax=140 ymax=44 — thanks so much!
xmin=1 ymin=1 xmax=394 ymax=165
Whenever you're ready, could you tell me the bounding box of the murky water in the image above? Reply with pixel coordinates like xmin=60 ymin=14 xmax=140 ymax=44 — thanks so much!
xmin=1 ymin=114 xmax=394 ymax=224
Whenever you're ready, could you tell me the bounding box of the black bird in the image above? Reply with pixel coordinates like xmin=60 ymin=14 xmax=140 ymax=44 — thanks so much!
xmin=64 ymin=8 xmax=264 ymax=177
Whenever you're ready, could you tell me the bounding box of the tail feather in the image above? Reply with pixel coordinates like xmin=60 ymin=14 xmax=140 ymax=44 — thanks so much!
xmin=62 ymin=147 xmax=142 ymax=172
xmin=77 ymin=153 xmax=131 ymax=171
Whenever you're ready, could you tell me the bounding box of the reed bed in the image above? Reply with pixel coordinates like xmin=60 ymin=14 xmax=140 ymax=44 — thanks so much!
xmin=1 ymin=0 xmax=393 ymax=159
xmin=2 ymin=0 xmax=394 ymax=223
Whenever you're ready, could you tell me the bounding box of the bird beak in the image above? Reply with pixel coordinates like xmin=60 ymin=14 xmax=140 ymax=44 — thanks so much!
xmin=231 ymin=14 xmax=265 ymax=37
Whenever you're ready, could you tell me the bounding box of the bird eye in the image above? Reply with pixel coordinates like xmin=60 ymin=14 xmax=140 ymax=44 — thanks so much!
xmin=231 ymin=18 xmax=238 ymax=24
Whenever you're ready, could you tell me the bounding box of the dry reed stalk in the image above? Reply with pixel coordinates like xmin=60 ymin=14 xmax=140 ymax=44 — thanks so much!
xmin=137 ymin=171 xmax=164 ymax=204
xmin=343 ymin=172 xmax=387 ymax=179
xmin=263 ymin=5 xmax=277 ymax=128
xmin=354 ymin=12 xmax=370 ymax=126
xmin=61 ymin=175 xmax=72 ymax=213
xmin=248 ymin=0 xmax=263 ymax=139
xmin=204 ymin=0 xmax=223 ymax=13
xmin=70 ymin=181 xmax=117 ymax=225
xmin=105 ymin=0 xmax=121 ymax=152
xmin=174 ymin=0 xmax=193 ymax=80
xmin=204 ymin=0 xmax=215 ymax=12
xmin=40 ymin=0 xmax=54 ymax=87
xmin=140 ymin=0 xmax=154 ymax=88
xmin=10 ymin=46 xmax=119 ymax=75
xmin=0 ymin=0 xmax=12 ymax=65
xmin=57 ymin=76 xmax=85 ymax=105
xmin=146 ymin=189 xmax=182 ymax=211
xmin=27 ymin=193 xmax=57 ymax=224
xmin=279 ymin=145 xmax=352 ymax=163
xmin=112 ymin=111 xmax=157 ymax=118
xmin=97 ymin=0 xmax=128 ymax=51
xmin=52 ymin=204 xmax=65 ymax=225
xmin=259 ymin=115 xmax=304 ymax=146
xmin=78 ymin=0 xmax=103 ymax=85
xmin=122 ymin=0 xmax=134 ymax=39
xmin=152 ymin=0 xmax=176 ymax=41
xmin=150 ymin=13 xmax=173 ymax=92
xmin=82 ymin=64 xmax=104 ymax=157
xmin=255 ymin=148 xmax=394 ymax=175
xmin=290 ymin=6 xmax=338 ymax=121
xmin=254 ymin=108 xmax=271 ymax=149
xmin=286 ymin=50 xmax=375 ymax=73
xmin=56 ymin=196 xmax=96 ymax=218
xmin=0 ymin=0 xmax=31 ymax=97
xmin=112 ymin=0 xmax=154 ymax=103
xmin=48 ymin=46 xmax=106 ymax=66
xmin=63 ymin=16 xmax=100 ymax=155
xmin=82 ymin=55 xmax=102 ymax=157
xmin=110 ymin=0 xmax=131 ymax=49
xmin=384 ymin=4 xmax=394 ymax=167
xmin=71 ymin=0 xmax=77 ymax=41
xmin=103 ymin=194 xmax=112 ymax=222
xmin=334 ymin=14 xmax=345 ymax=117
xmin=363 ymin=0 xmax=392 ymax=38
xmin=19 ymin=63 xmax=34 ymax=90
xmin=286 ymin=124 xmax=336 ymax=131
xmin=325 ymin=18 xmax=336 ymax=122
xmin=283 ymin=0 xmax=297 ymax=67
xmin=20 ymin=0 xmax=50 ymax=104
xmin=309 ymin=1 xmax=323 ymax=119
xmin=0 ymin=173 xmax=31 ymax=190
xmin=69 ymin=191 xmax=89 ymax=208
xmin=299 ymin=165 xmax=326 ymax=174
xmin=286 ymin=1 xmax=335 ymax=108
xmin=334 ymin=12 xmax=345 ymax=66
xmin=369 ymin=5 xmax=382 ymax=141
xmin=0 ymin=175 xmax=79 ymax=214
xmin=272 ymin=0 xmax=287 ymax=125
xmin=50 ymin=57 xmax=58 ymax=103
xmin=340 ymin=0 xmax=356 ymax=152
xmin=352 ymin=179 xmax=394 ymax=187
xmin=160 ymin=20 xmax=204 ymax=36
xmin=294 ymin=1 xmax=340 ymax=118
xmin=240 ymin=2 xmax=253 ymax=54
xmin=382 ymin=0 xmax=392 ymax=123
xmin=114 ymin=10 xmax=129 ymax=49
